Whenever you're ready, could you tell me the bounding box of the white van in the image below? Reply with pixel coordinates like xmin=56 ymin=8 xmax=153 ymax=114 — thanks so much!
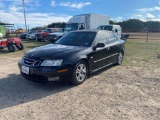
xmin=97 ymin=25 xmax=122 ymax=38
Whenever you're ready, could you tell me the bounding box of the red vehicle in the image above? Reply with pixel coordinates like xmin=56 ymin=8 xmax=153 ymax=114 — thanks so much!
xmin=35 ymin=28 xmax=60 ymax=42
xmin=0 ymin=36 xmax=24 ymax=52
xmin=0 ymin=22 xmax=24 ymax=52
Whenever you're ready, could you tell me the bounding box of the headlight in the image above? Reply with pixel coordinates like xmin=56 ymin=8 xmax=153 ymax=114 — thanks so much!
xmin=41 ymin=60 xmax=63 ymax=66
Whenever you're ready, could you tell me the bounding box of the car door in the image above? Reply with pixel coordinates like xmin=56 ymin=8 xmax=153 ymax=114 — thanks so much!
xmin=105 ymin=33 xmax=120 ymax=63
xmin=89 ymin=31 xmax=110 ymax=71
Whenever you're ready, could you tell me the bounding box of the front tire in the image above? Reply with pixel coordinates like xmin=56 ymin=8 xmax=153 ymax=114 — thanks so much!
xmin=8 ymin=44 xmax=16 ymax=52
xmin=116 ymin=51 xmax=123 ymax=65
xmin=71 ymin=61 xmax=88 ymax=85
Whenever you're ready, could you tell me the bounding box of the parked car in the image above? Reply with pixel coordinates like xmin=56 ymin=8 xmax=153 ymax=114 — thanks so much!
xmin=18 ymin=30 xmax=125 ymax=85
xmin=97 ymin=25 xmax=122 ymax=39
xmin=19 ymin=32 xmax=28 ymax=39
xmin=47 ymin=28 xmax=64 ymax=42
xmin=97 ymin=25 xmax=129 ymax=40
xmin=26 ymin=30 xmax=42 ymax=40
xmin=35 ymin=28 xmax=60 ymax=41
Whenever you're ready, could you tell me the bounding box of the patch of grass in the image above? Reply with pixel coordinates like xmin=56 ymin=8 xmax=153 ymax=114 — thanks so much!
xmin=123 ymin=39 xmax=160 ymax=67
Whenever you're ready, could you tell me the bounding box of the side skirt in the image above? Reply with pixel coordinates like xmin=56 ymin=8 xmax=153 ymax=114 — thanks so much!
xmin=90 ymin=62 xmax=116 ymax=74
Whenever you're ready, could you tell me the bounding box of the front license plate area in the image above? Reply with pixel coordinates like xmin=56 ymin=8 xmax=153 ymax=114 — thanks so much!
xmin=21 ymin=66 xmax=29 ymax=74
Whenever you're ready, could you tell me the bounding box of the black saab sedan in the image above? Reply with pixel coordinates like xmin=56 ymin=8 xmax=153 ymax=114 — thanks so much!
xmin=18 ymin=30 xmax=125 ymax=85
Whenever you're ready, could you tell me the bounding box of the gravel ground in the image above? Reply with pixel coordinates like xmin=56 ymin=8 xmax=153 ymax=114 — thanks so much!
xmin=0 ymin=57 xmax=160 ymax=120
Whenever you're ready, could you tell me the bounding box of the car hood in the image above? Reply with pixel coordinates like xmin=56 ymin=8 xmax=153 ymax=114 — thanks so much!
xmin=36 ymin=32 xmax=47 ymax=34
xmin=24 ymin=44 xmax=85 ymax=59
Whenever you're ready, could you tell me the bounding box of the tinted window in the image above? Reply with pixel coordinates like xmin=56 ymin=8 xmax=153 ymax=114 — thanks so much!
xmin=43 ymin=29 xmax=50 ymax=32
xmin=56 ymin=32 xmax=96 ymax=47
xmin=95 ymin=31 xmax=108 ymax=45
xmin=79 ymin=24 xmax=85 ymax=30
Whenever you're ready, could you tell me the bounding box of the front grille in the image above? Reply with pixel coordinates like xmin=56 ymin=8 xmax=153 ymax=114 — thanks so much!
xmin=24 ymin=57 xmax=41 ymax=66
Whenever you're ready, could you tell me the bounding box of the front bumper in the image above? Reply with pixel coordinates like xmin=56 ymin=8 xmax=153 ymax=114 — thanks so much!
xmin=18 ymin=63 xmax=72 ymax=83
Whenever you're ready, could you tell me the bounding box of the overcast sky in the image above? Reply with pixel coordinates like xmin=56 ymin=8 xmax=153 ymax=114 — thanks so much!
xmin=0 ymin=0 xmax=160 ymax=29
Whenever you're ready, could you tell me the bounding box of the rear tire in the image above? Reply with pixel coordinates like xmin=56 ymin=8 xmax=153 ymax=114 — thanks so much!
xmin=17 ymin=43 xmax=24 ymax=50
xmin=116 ymin=51 xmax=123 ymax=65
xmin=8 ymin=44 xmax=16 ymax=52
xmin=71 ymin=61 xmax=88 ymax=85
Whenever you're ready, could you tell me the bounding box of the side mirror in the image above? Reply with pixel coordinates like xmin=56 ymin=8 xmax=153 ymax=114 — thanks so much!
xmin=93 ymin=43 xmax=105 ymax=50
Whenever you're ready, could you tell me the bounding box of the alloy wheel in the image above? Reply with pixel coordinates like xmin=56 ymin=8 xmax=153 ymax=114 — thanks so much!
xmin=76 ymin=63 xmax=87 ymax=82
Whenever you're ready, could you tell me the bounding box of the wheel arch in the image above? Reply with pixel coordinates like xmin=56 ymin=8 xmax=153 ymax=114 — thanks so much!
xmin=75 ymin=58 xmax=90 ymax=75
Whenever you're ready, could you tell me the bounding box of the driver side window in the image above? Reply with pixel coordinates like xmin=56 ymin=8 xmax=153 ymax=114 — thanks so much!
xmin=79 ymin=24 xmax=85 ymax=30
xmin=95 ymin=31 xmax=108 ymax=45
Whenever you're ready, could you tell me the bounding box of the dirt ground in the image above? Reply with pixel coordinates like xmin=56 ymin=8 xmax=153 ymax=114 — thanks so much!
xmin=0 ymin=56 xmax=159 ymax=120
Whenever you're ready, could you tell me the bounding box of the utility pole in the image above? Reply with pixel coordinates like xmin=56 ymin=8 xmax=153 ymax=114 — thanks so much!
xmin=22 ymin=0 xmax=27 ymax=32
xmin=146 ymin=17 xmax=149 ymax=43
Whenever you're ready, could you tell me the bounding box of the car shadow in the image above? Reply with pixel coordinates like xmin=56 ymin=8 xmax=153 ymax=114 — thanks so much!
xmin=0 ymin=74 xmax=74 ymax=109
xmin=0 ymin=50 xmax=10 ymax=54
xmin=0 ymin=49 xmax=21 ymax=54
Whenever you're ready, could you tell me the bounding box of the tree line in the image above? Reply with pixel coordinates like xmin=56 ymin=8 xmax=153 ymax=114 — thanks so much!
xmin=110 ymin=19 xmax=160 ymax=32
xmin=31 ymin=19 xmax=160 ymax=32
xmin=31 ymin=22 xmax=66 ymax=30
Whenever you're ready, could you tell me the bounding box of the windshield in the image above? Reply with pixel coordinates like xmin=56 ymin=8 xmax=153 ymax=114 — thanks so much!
xmin=64 ymin=23 xmax=78 ymax=32
xmin=56 ymin=31 xmax=96 ymax=47
xmin=28 ymin=31 xmax=35 ymax=34
xmin=97 ymin=26 xmax=113 ymax=31
xmin=42 ymin=29 xmax=50 ymax=32
xmin=43 ymin=28 xmax=63 ymax=33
